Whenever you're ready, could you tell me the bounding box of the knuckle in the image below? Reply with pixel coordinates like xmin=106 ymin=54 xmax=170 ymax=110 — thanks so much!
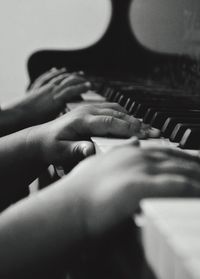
xmin=110 ymin=102 xmax=122 ymax=109
xmin=124 ymin=121 xmax=133 ymax=131
xmin=181 ymin=176 xmax=191 ymax=186
xmin=103 ymin=116 xmax=115 ymax=127
xmin=72 ymin=143 xmax=81 ymax=155
xmin=113 ymin=111 xmax=126 ymax=119
xmin=69 ymin=74 xmax=77 ymax=80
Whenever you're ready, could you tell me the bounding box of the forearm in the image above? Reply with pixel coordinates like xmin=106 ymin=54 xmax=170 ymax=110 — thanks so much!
xmin=0 ymin=127 xmax=48 ymax=195
xmin=0 ymin=107 xmax=30 ymax=136
xmin=0 ymin=177 xmax=84 ymax=278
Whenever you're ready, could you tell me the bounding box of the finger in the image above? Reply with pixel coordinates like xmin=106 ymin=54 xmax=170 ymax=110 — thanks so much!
xmin=58 ymin=141 xmax=95 ymax=173
xmin=51 ymin=67 xmax=68 ymax=72
xmin=31 ymin=68 xmax=67 ymax=89
xmin=150 ymin=174 xmax=200 ymax=198
xmin=120 ymin=137 xmax=140 ymax=147
xmin=92 ymin=108 xmax=141 ymax=133
xmin=72 ymin=141 xmax=96 ymax=159
xmin=144 ymin=146 xmax=200 ymax=164
xmin=54 ymin=82 xmax=91 ymax=102
xmin=139 ymin=124 xmax=161 ymax=139
xmin=49 ymin=73 xmax=70 ymax=86
xmin=148 ymin=127 xmax=161 ymax=138
xmin=87 ymin=115 xmax=141 ymax=137
xmin=73 ymin=70 xmax=85 ymax=76
xmin=93 ymin=102 xmax=128 ymax=113
xmin=157 ymin=160 xmax=200 ymax=181
xmin=56 ymin=75 xmax=87 ymax=91
xmin=61 ymin=141 xmax=95 ymax=163
xmin=109 ymin=137 xmax=140 ymax=153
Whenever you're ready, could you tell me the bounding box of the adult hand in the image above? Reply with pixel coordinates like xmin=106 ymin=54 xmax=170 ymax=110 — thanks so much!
xmin=63 ymin=145 xmax=200 ymax=236
xmin=29 ymin=103 xmax=142 ymax=168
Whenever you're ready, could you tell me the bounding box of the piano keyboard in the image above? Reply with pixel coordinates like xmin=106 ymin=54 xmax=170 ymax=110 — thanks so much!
xmin=67 ymin=82 xmax=200 ymax=155
xmin=141 ymin=199 xmax=200 ymax=279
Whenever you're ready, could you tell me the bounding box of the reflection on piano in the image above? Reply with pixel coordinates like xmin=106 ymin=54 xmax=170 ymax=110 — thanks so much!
xmin=27 ymin=1 xmax=200 ymax=278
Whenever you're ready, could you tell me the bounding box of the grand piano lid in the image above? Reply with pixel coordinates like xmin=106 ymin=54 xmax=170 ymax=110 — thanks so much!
xmin=130 ymin=0 xmax=200 ymax=57
xmin=28 ymin=0 xmax=200 ymax=90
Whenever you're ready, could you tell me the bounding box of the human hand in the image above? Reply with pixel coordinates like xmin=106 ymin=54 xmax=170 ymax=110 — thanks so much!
xmin=28 ymin=67 xmax=84 ymax=92
xmin=30 ymin=103 xmax=142 ymax=169
xmin=63 ymin=145 xmax=200 ymax=236
xmin=14 ymin=68 xmax=91 ymax=125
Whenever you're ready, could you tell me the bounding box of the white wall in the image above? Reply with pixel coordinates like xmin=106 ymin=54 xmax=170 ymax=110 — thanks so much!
xmin=0 ymin=0 xmax=112 ymax=104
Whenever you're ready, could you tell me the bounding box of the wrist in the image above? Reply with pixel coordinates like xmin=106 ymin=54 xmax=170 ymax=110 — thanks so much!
xmin=0 ymin=107 xmax=28 ymax=136
xmin=25 ymin=125 xmax=50 ymax=167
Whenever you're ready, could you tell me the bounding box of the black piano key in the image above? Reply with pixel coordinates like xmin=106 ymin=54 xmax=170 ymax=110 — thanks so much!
xmin=180 ymin=128 xmax=200 ymax=149
xmin=133 ymin=95 xmax=197 ymax=119
xmin=102 ymin=87 xmax=113 ymax=98
xmin=150 ymin=110 xmax=200 ymax=129
xmin=106 ymin=89 xmax=116 ymax=101
xmin=170 ymin=123 xmax=200 ymax=142
xmin=143 ymin=107 xmax=189 ymax=124
xmin=113 ymin=91 xmax=121 ymax=102
xmin=118 ymin=95 xmax=128 ymax=107
xmin=129 ymin=101 xmax=138 ymax=114
xmin=131 ymin=99 xmax=168 ymax=117
xmin=124 ymin=97 xmax=132 ymax=111
xmin=143 ymin=108 xmax=171 ymax=124
xmin=162 ymin=117 xmax=200 ymax=138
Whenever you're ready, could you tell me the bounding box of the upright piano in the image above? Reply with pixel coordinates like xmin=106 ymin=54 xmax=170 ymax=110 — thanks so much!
xmin=27 ymin=1 xmax=200 ymax=278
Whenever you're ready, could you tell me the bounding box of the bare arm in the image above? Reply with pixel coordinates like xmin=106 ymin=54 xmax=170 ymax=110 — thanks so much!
xmin=0 ymin=103 xmax=141 ymax=206
xmin=0 ymin=128 xmax=48 ymax=210
xmin=0 ymin=69 xmax=90 ymax=137
xmin=0 ymin=145 xmax=200 ymax=278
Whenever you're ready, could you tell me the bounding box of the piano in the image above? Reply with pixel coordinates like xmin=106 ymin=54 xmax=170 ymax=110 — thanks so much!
xmin=27 ymin=0 xmax=200 ymax=153
xmin=27 ymin=1 xmax=200 ymax=278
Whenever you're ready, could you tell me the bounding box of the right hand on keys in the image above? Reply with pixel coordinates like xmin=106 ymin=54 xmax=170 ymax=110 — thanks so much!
xmin=61 ymin=144 xmax=200 ymax=237
xmin=1 ymin=137 xmax=200 ymax=278
xmin=28 ymin=102 xmax=142 ymax=169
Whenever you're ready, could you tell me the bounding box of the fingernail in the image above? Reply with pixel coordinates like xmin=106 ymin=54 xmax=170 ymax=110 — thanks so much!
xmin=78 ymin=71 xmax=85 ymax=75
xmin=85 ymin=82 xmax=91 ymax=88
xmin=83 ymin=147 xmax=89 ymax=157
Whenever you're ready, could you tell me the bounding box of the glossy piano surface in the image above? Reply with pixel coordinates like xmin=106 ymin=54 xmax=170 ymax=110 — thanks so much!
xmin=28 ymin=0 xmax=200 ymax=93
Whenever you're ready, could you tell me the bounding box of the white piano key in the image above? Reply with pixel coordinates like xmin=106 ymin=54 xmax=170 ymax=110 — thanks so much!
xmin=141 ymin=199 xmax=200 ymax=279
xmin=172 ymin=237 xmax=200 ymax=279
xmin=184 ymin=259 xmax=200 ymax=279
xmin=92 ymin=136 xmax=200 ymax=156
xmin=67 ymin=90 xmax=106 ymax=110
xmin=81 ymin=90 xmax=106 ymax=101
xmin=141 ymin=199 xmax=200 ymax=221
xmin=141 ymin=216 xmax=162 ymax=276
xmin=91 ymin=136 xmax=134 ymax=153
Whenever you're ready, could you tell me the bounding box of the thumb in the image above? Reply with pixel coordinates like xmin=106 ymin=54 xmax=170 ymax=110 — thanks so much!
xmin=72 ymin=141 xmax=95 ymax=161
xmin=125 ymin=137 xmax=140 ymax=147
